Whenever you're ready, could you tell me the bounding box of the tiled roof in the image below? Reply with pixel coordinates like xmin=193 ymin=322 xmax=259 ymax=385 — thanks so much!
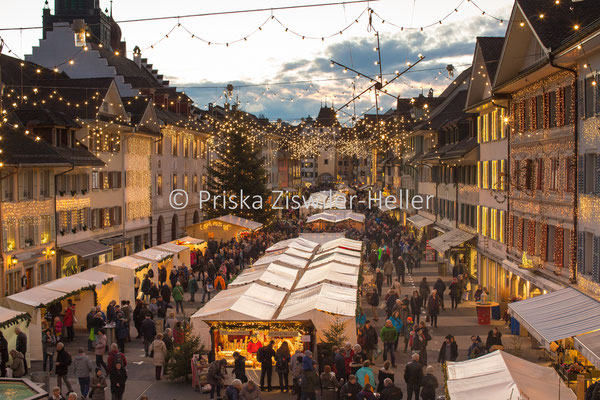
xmin=315 ymin=107 xmax=339 ymax=127
xmin=518 ymin=0 xmax=600 ymax=51
xmin=0 ymin=54 xmax=68 ymax=87
xmin=0 ymin=125 xmax=68 ymax=166
xmin=413 ymin=90 xmax=469 ymax=131
xmin=477 ymin=37 xmax=504 ymax=82
xmin=439 ymin=136 xmax=478 ymax=161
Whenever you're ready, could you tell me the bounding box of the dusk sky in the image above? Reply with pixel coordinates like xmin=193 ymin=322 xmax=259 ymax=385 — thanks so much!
xmin=0 ymin=0 xmax=513 ymax=123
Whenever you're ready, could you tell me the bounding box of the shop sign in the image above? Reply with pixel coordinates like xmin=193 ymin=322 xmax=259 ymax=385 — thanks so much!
xmin=301 ymin=335 xmax=311 ymax=342
xmin=268 ymin=331 xmax=298 ymax=337
xmin=221 ymin=330 xmax=251 ymax=336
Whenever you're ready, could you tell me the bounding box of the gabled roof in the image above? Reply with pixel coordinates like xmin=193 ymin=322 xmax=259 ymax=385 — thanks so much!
xmin=0 ymin=54 xmax=68 ymax=86
xmin=477 ymin=37 xmax=504 ymax=83
xmin=0 ymin=124 xmax=70 ymax=166
xmin=93 ymin=45 xmax=163 ymax=89
xmin=413 ymin=90 xmax=469 ymax=131
xmin=517 ymin=0 xmax=600 ymax=51
xmin=315 ymin=106 xmax=340 ymax=127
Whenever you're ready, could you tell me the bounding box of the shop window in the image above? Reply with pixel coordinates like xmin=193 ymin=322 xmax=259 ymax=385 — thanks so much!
xmin=40 ymin=215 xmax=52 ymax=244
xmin=193 ymin=175 xmax=198 ymax=192
xmin=184 ymin=174 xmax=189 ymax=192
xmin=155 ymin=137 xmax=163 ymax=155
xmin=2 ymin=220 xmax=17 ymax=252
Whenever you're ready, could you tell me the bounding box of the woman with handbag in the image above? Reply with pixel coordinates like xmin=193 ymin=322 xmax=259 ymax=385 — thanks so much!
xmin=149 ymin=333 xmax=168 ymax=380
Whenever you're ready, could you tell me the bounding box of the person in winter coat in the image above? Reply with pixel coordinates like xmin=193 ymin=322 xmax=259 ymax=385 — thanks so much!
xmin=395 ymin=256 xmax=406 ymax=284
xmin=375 ymin=269 xmax=384 ymax=296
xmin=187 ymin=275 xmax=199 ymax=303
xmin=486 ymin=327 xmax=504 ymax=351
xmin=363 ymin=320 xmax=378 ymax=361
xmin=232 ymin=351 xmax=248 ymax=383
xmin=380 ymin=320 xmax=398 ymax=367
xmin=433 ymin=279 xmax=446 ymax=310
xmin=468 ymin=335 xmax=487 ymax=359
xmin=384 ymin=288 xmax=399 ymax=318
xmin=333 ymin=347 xmax=346 ymax=381
xmin=383 ymin=260 xmax=394 ymax=285
xmin=437 ymin=335 xmax=458 ymax=363
xmin=55 ymin=342 xmax=74 ymax=394
xmin=63 ymin=300 xmax=76 ymax=342
xmin=355 ymin=361 xmax=375 ymax=388
xmin=449 ymin=278 xmax=461 ymax=309
xmin=9 ymin=350 xmax=25 ymax=378
xmin=95 ymin=329 xmax=108 ymax=373
xmin=149 ymin=333 xmax=167 ymax=380
xmin=207 ymin=359 xmax=227 ymax=400
xmin=403 ymin=353 xmax=423 ymax=400
xmin=240 ymin=380 xmax=262 ymax=400
xmin=109 ymin=362 xmax=127 ymax=400
xmin=420 ymin=365 xmax=439 ymax=400
xmin=320 ymin=365 xmax=340 ymax=400
xmin=258 ymin=340 xmax=276 ymax=391
xmin=73 ymin=347 xmax=93 ymax=399
xmin=299 ymin=360 xmax=319 ymax=400
xmin=42 ymin=328 xmax=57 ymax=372
xmin=89 ymin=368 xmax=107 ymax=400
xmin=409 ymin=291 xmax=423 ymax=325
xmin=376 ymin=361 xmax=394 ymax=393
xmin=226 ymin=379 xmax=243 ymax=400
xmin=356 ymin=383 xmax=376 ymax=400
xmin=172 ymin=282 xmax=185 ymax=314
xmin=0 ymin=331 xmax=8 ymax=377
xmin=107 ymin=343 xmax=127 ymax=375
xmin=141 ymin=315 xmax=156 ymax=357
xmin=115 ymin=314 xmax=129 ymax=353
xmin=427 ymin=290 xmax=441 ymax=328
xmin=379 ymin=377 xmax=403 ymax=400
xmin=419 ymin=278 xmax=430 ymax=308
xmin=340 ymin=374 xmax=362 ymax=399
xmin=15 ymin=327 xmax=28 ymax=374
xmin=275 ymin=341 xmax=291 ymax=392
xmin=389 ymin=311 xmax=403 ymax=351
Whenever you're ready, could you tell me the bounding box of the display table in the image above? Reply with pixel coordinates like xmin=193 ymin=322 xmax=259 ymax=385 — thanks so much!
xmin=476 ymin=302 xmax=499 ymax=325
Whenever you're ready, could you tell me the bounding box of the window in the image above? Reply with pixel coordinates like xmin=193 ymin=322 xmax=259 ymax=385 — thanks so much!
xmin=482 ymin=161 xmax=489 ymax=189
xmin=183 ymin=138 xmax=189 ymax=158
xmin=172 ymin=174 xmax=178 ymax=190
xmin=585 ymin=154 xmax=596 ymax=194
xmin=193 ymin=139 xmax=199 ymax=158
xmin=20 ymin=171 xmax=35 ymax=200
xmin=549 ymin=91 xmax=557 ymax=128
xmin=500 ymin=160 xmax=506 ymax=190
xmin=536 ymin=159 xmax=544 ymax=191
xmin=110 ymin=133 xmax=120 ymax=153
xmin=40 ymin=215 xmax=52 ymax=244
xmin=39 ymin=170 xmax=51 ymax=198
xmin=535 ymin=95 xmax=543 ymax=130
xmin=156 ymin=174 xmax=163 ymax=196
xmin=155 ymin=137 xmax=163 ymax=155
xmin=91 ymin=171 xmax=99 ymax=190
xmin=585 ymin=76 xmax=596 ymax=119
xmin=566 ymin=156 xmax=576 ymax=193
xmin=5 ymin=270 xmax=21 ymax=295
xmin=193 ymin=174 xmax=198 ymax=192
xmin=499 ymin=211 xmax=505 ymax=243
xmin=19 ymin=217 xmax=36 ymax=248
xmin=491 ymin=160 xmax=498 ymax=190
xmin=80 ymin=173 xmax=89 ymax=192
xmin=324 ymin=159 xmax=329 ymax=165
xmin=37 ymin=262 xmax=52 ymax=285
xmin=184 ymin=174 xmax=189 ymax=192
xmin=171 ymin=135 xmax=179 ymax=156
xmin=2 ymin=174 xmax=14 ymax=201
xmin=481 ymin=207 xmax=489 ymax=237
xmin=525 ymin=159 xmax=533 ymax=190
xmin=490 ymin=209 xmax=498 ymax=241
xmin=564 ymin=85 xmax=573 ymax=125
xmin=550 ymin=158 xmax=559 ymax=191
xmin=2 ymin=220 xmax=17 ymax=252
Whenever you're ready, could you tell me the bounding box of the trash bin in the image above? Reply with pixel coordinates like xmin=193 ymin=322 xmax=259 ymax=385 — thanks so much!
xmin=104 ymin=325 xmax=115 ymax=348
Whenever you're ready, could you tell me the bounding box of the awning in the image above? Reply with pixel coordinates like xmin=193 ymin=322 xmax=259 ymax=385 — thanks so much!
xmin=508 ymin=287 xmax=600 ymax=349
xmin=99 ymin=235 xmax=128 ymax=246
xmin=407 ymin=214 xmax=434 ymax=228
xmin=574 ymin=330 xmax=600 ymax=369
xmin=61 ymin=240 xmax=112 ymax=258
xmin=501 ymin=260 xmax=564 ymax=293
xmin=428 ymin=228 xmax=475 ymax=253
xmin=215 ymin=215 xmax=263 ymax=231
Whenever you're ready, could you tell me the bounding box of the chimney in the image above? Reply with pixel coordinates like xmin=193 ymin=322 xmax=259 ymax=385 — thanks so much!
xmin=132 ymin=46 xmax=142 ymax=68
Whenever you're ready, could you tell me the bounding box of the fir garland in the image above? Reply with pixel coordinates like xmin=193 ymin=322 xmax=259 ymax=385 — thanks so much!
xmin=0 ymin=312 xmax=31 ymax=330
xmin=134 ymin=263 xmax=151 ymax=273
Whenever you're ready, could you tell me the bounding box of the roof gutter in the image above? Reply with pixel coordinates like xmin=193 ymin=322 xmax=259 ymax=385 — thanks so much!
xmin=548 ymin=54 xmax=578 ymax=284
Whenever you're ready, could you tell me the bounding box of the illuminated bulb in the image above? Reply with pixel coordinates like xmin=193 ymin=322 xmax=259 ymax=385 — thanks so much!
xmin=373 ymin=47 xmax=378 ymax=51
xmin=574 ymin=25 xmax=580 ymax=30
xmin=539 ymin=14 xmax=544 ymax=19
xmin=593 ymin=81 xmax=598 ymax=86
xmin=69 ymin=60 xmax=74 ymax=65
xmin=418 ymin=53 xmax=423 ymax=59
xmin=36 ymin=68 xmax=41 ymax=73
xmin=53 ymin=67 xmax=58 ymax=72
xmin=520 ymin=22 xmax=525 ymax=27
xmin=343 ymin=68 xmax=347 ymax=73
xmin=330 ymin=61 xmax=334 ymax=68
xmin=374 ymin=61 xmax=378 ymax=65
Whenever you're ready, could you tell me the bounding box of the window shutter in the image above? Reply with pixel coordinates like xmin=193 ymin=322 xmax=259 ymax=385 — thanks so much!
xmin=51 ymin=214 xmax=56 ymax=241
xmin=593 ymin=236 xmax=600 ymax=282
xmin=577 ymin=232 xmax=585 ymax=275
xmin=34 ymin=221 xmax=39 ymax=246
xmin=17 ymin=172 xmax=24 ymax=201
xmin=33 ymin=171 xmax=38 ymax=199
xmin=578 ymin=155 xmax=585 ymax=193
xmin=117 ymin=172 xmax=122 ymax=188
xmin=19 ymin=222 xmax=25 ymax=249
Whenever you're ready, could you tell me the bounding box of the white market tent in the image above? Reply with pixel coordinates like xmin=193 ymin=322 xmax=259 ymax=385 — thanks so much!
xmin=0 ymin=307 xmax=30 ymax=367
xmin=173 ymin=236 xmax=205 ymax=245
xmin=508 ymin=287 xmax=600 ymax=349
xmin=155 ymin=242 xmax=191 ymax=267
xmin=278 ymin=283 xmax=357 ymax=343
xmin=216 ymin=214 xmax=264 ymax=231
xmin=276 ymin=247 xmax=314 ymax=260
xmin=446 ymin=350 xmax=576 ymax=400
xmin=310 ymin=253 xmax=361 ymax=268
xmin=295 ymin=266 xmax=358 ymax=289
xmin=253 ymin=253 xmax=308 ymax=269
xmin=266 ymin=237 xmax=319 ymax=253
xmin=299 ymin=232 xmax=345 ymax=244
xmin=229 ymin=263 xmax=299 ymax=290
xmin=97 ymin=256 xmax=153 ymax=305
xmin=428 ymin=228 xmax=475 ymax=253
xmin=406 ymin=214 xmax=434 ymax=229
xmin=318 ymin=237 xmax=363 ymax=252
xmin=314 ymin=247 xmax=362 ymax=260
xmin=307 ymin=261 xmax=360 ymax=275
xmin=574 ymin=330 xmax=600 ymax=369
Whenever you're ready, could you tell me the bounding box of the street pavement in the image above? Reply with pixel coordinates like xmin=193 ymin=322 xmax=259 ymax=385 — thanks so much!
xmin=27 ymin=261 xmax=535 ymax=400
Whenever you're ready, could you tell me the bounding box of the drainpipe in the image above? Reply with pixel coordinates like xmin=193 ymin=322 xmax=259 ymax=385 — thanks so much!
xmin=548 ymin=55 xmax=578 ymax=284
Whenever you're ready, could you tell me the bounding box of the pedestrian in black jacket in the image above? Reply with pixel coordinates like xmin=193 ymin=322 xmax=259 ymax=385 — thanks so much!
xmin=403 ymin=353 xmax=423 ymax=400
xmin=437 ymin=335 xmax=458 ymax=363
xmin=232 ymin=351 xmax=247 ymax=383
xmin=340 ymin=374 xmax=362 ymax=399
xmin=379 ymin=377 xmax=403 ymax=400
xmin=367 ymin=290 xmax=379 ymax=322
xmin=15 ymin=327 xmax=28 ymax=374
xmin=420 ymin=366 xmax=439 ymax=400
xmin=395 ymin=256 xmax=406 ymax=284
xmin=140 ymin=315 xmax=156 ymax=357
xmin=55 ymin=342 xmax=74 ymax=394
xmin=258 ymin=340 xmax=276 ymax=391
xmin=433 ymin=279 xmax=446 ymax=310
xmin=409 ymin=291 xmax=423 ymax=324
xmin=363 ymin=320 xmax=378 ymax=362
xmin=0 ymin=331 xmax=8 ymax=377
xmin=109 ymin=362 xmax=128 ymax=400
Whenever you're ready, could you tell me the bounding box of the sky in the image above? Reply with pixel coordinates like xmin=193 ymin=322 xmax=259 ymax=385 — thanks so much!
xmin=0 ymin=0 xmax=514 ymax=123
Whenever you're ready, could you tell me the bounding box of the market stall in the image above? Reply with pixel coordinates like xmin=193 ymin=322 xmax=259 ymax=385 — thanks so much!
xmin=318 ymin=237 xmax=363 ymax=253
xmin=305 ymin=211 xmax=365 ymax=231
xmin=295 ymin=265 xmax=358 ymax=289
xmin=0 ymin=307 xmax=31 ymax=363
xmin=265 ymin=237 xmax=319 ymax=253
xmin=155 ymin=243 xmax=191 ymax=268
xmin=184 ymin=214 xmax=263 ymax=242
xmin=172 ymin=236 xmax=207 ymax=253
xmin=253 ymin=252 xmax=309 ymax=269
xmin=446 ymin=350 xmax=575 ymax=400
xmin=132 ymin=248 xmax=175 ymax=286
xmin=229 ymin=264 xmax=299 ymax=291
xmin=97 ymin=256 xmax=153 ymax=305
xmin=309 ymin=252 xmax=361 ymax=268
xmin=299 ymin=232 xmax=345 ymax=244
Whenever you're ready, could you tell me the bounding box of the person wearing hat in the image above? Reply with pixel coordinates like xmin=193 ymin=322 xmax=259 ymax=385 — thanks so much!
xmin=420 ymin=365 xmax=439 ymax=400
xmin=89 ymin=367 xmax=107 ymax=400
xmin=226 ymin=379 xmax=243 ymax=400
xmin=437 ymin=335 xmax=458 ymax=364
xmin=449 ymin=278 xmax=461 ymax=309
xmin=340 ymin=374 xmax=362 ymax=399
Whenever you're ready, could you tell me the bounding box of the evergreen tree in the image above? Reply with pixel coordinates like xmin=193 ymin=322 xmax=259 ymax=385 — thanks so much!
xmin=319 ymin=317 xmax=349 ymax=349
xmin=168 ymin=324 xmax=203 ymax=382
xmin=206 ymin=112 xmax=274 ymax=223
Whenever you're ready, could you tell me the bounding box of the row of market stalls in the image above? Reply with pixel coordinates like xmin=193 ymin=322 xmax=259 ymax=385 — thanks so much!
xmin=507 ymin=287 xmax=600 ymax=390
xmin=190 ymin=235 xmax=363 ymax=382
xmin=0 ymin=237 xmax=207 ymax=363
xmin=305 ymin=210 xmax=365 ymax=231
xmin=184 ymin=214 xmax=264 ymax=242
xmin=303 ymin=191 xmax=348 ymax=212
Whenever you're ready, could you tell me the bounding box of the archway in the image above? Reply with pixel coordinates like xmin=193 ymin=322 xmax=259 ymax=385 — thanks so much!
xmin=193 ymin=210 xmax=200 ymax=224
xmin=171 ymin=214 xmax=179 ymax=241
xmin=156 ymin=216 xmax=164 ymax=245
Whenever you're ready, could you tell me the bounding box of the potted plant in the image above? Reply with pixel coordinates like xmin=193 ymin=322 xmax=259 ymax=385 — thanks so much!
xmin=71 ymin=227 xmax=77 ymax=233
xmin=71 ymin=190 xmax=77 ymax=196
xmin=59 ymin=229 xmax=65 ymax=236
xmin=82 ymin=225 xmax=88 ymax=231
xmin=81 ymin=189 xmax=87 ymax=195
xmin=59 ymin=190 xmax=66 ymax=196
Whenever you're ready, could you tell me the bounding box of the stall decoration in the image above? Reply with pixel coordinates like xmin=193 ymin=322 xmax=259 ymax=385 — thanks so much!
xmin=35 ymin=278 xmax=113 ymax=309
xmin=134 ymin=262 xmax=151 ymax=273
xmin=0 ymin=312 xmax=31 ymax=329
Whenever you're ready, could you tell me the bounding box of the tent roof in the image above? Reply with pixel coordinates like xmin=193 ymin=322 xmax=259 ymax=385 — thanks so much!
xmin=307 ymin=261 xmax=360 ymax=275
xmin=61 ymin=239 xmax=112 ymax=258
xmin=316 ymin=247 xmax=362 ymax=259
xmin=173 ymin=236 xmax=205 ymax=245
xmin=279 ymin=283 xmax=356 ymax=319
xmin=428 ymin=228 xmax=475 ymax=253
xmin=266 ymin=238 xmax=319 ymax=252
xmin=318 ymin=238 xmax=363 ymax=252
xmin=107 ymin=256 xmax=151 ymax=270
xmin=295 ymin=266 xmax=358 ymax=289
xmin=574 ymin=330 xmax=600 ymax=370
xmin=0 ymin=306 xmax=29 ymax=324
xmin=154 ymin=243 xmax=188 ymax=254
xmin=446 ymin=350 xmax=575 ymax=400
xmin=216 ymin=214 xmax=263 ymax=231
xmin=43 ymin=276 xmax=97 ymax=293
xmin=63 ymin=269 xmax=115 ymax=285
xmin=309 ymin=253 xmax=361 ymax=268
xmin=407 ymin=214 xmax=435 ymax=229
xmin=6 ymin=286 xmax=65 ymax=307
xmin=299 ymin=232 xmax=345 ymax=244
xmin=254 ymin=253 xmax=308 ymax=268
xmin=508 ymin=287 xmax=600 ymax=348
xmin=229 ymin=264 xmax=299 ymax=290
xmin=191 ymin=283 xmax=286 ymax=320
xmin=133 ymin=248 xmax=174 ymax=262
xmin=306 ymin=211 xmax=365 ymax=224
